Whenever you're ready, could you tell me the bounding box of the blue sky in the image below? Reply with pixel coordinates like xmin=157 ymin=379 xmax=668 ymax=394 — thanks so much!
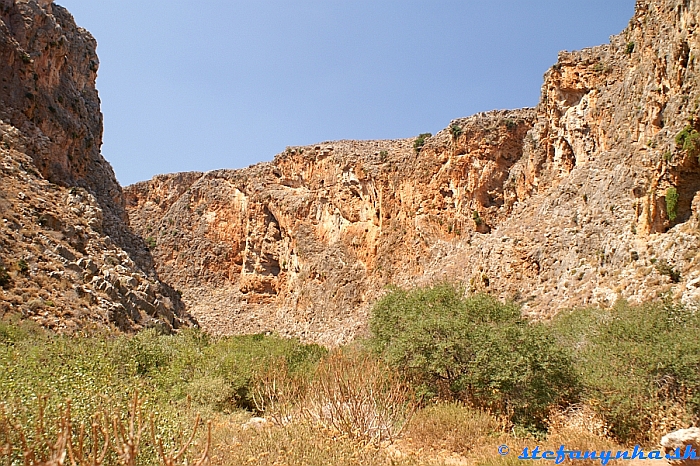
xmin=56 ymin=1 xmax=635 ymax=186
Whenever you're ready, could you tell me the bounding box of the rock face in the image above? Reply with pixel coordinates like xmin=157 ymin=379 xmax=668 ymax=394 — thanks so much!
xmin=125 ymin=0 xmax=700 ymax=345
xmin=661 ymin=428 xmax=700 ymax=466
xmin=126 ymin=113 xmax=533 ymax=344
xmin=0 ymin=0 xmax=192 ymax=332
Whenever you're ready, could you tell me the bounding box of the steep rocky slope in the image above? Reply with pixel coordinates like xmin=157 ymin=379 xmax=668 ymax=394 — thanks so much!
xmin=0 ymin=0 xmax=192 ymax=332
xmin=126 ymin=112 xmax=533 ymax=343
xmin=126 ymin=0 xmax=700 ymax=345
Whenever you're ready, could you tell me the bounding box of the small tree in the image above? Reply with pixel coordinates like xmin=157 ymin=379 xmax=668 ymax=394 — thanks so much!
xmin=369 ymin=284 xmax=579 ymax=430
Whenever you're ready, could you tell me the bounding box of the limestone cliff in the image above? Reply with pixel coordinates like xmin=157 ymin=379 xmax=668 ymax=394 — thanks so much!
xmin=0 ymin=0 xmax=192 ymax=332
xmin=125 ymin=0 xmax=700 ymax=345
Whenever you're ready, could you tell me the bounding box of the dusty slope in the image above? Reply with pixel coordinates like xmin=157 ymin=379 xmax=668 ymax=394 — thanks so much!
xmin=0 ymin=0 xmax=192 ymax=332
xmin=126 ymin=0 xmax=700 ymax=345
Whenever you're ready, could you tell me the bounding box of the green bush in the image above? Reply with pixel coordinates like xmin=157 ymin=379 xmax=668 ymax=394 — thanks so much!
xmin=413 ymin=133 xmax=432 ymax=153
xmin=625 ymin=42 xmax=635 ymax=55
xmin=197 ymin=333 xmax=326 ymax=411
xmin=666 ymin=186 xmax=679 ymax=221
xmin=675 ymin=124 xmax=700 ymax=158
xmin=368 ymin=284 xmax=578 ymax=430
xmin=449 ymin=124 xmax=463 ymax=140
xmin=120 ymin=328 xmax=170 ymax=376
xmin=0 ymin=325 xmax=323 ymax=463
xmin=0 ymin=319 xmax=44 ymax=345
xmin=552 ymin=300 xmax=700 ymax=443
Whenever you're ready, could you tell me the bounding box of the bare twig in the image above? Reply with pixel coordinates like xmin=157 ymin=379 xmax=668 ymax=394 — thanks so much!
xmin=109 ymin=393 xmax=145 ymax=466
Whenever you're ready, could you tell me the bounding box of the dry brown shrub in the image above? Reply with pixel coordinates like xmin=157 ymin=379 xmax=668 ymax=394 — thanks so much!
xmin=206 ymin=414 xmax=420 ymax=466
xmin=252 ymin=350 xmax=416 ymax=444
xmin=0 ymin=393 xmax=210 ymax=466
xmin=251 ymin=358 xmax=307 ymax=426
xmin=647 ymin=384 xmax=696 ymax=442
xmin=548 ymin=404 xmax=609 ymax=438
xmin=301 ymin=350 xmax=416 ymax=443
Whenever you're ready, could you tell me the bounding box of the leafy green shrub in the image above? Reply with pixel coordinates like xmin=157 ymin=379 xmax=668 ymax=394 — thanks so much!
xmin=413 ymin=133 xmax=432 ymax=153
xmin=0 ymin=324 xmax=325 ymax=429
xmin=666 ymin=187 xmax=679 ymax=221
xmin=120 ymin=328 xmax=170 ymax=376
xmin=449 ymin=124 xmax=463 ymax=140
xmin=146 ymin=236 xmax=157 ymax=249
xmin=369 ymin=284 xmax=578 ymax=430
xmin=197 ymin=333 xmax=326 ymax=411
xmin=625 ymin=42 xmax=635 ymax=55
xmin=675 ymin=124 xmax=700 ymax=158
xmin=593 ymin=62 xmax=605 ymax=73
xmin=0 ymin=319 xmax=44 ymax=345
xmin=552 ymin=300 xmax=700 ymax=443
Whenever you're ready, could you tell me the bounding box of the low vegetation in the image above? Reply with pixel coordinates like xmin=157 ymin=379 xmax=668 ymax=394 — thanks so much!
xmin=552 ymin=299 xmax=700 ymax=443
xmin=666 ymin=186 xmax=679 ymax=221
xmin=413 ymin=133 xmax=432 ymax=153
xmin=369 ymin=284 xmax=578 ymax=432
xmin=675 ymin=124 xmax=700 ymax=158
xmin=1 ymin=284 xmax=699 ymax=464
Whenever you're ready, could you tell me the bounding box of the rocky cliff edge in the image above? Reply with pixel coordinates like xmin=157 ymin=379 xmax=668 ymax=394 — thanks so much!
xmin=0 ymin=0 xmax=193 ymax=332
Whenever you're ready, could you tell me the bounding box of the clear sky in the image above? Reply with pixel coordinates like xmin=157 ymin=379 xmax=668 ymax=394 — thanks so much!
xmin=56 ymin=1 xmax=635 ymax=186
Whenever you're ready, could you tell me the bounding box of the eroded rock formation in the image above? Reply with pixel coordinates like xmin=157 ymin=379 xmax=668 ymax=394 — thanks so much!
xmin=0 ymin=0 xmax=192 ymax=332
xmin=126 ymin=0 xmax=700 ymax=345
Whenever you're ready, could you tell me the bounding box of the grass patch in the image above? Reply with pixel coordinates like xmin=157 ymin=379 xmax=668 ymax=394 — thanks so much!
xmin=404 ymin=402 xmax=499 ymax=455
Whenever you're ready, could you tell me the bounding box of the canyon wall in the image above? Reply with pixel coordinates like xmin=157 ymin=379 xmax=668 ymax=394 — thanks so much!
xmin=126 ymin=0 xmax=700 ymax=345
xmin=0 ymin=0 xmax=192 ymax=332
